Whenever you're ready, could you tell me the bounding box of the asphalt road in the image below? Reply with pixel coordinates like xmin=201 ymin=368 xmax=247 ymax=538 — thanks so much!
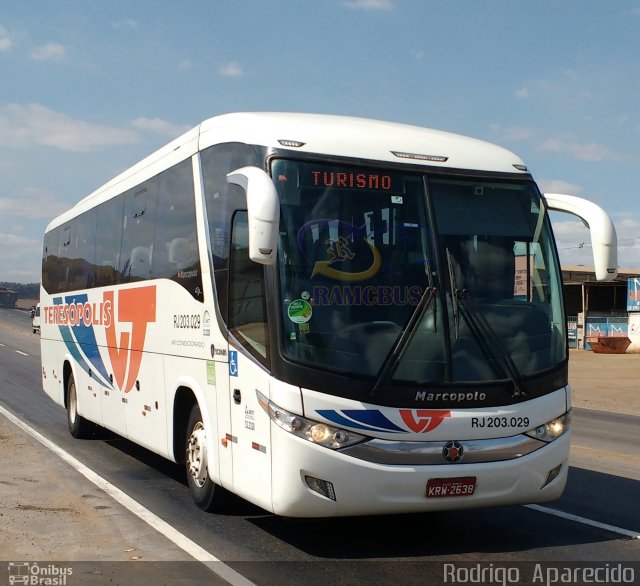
xmin=0 ymin=307 xmax=638 ymax=585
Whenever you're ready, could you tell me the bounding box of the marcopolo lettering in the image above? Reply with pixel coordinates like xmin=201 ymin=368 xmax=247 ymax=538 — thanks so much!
xmin=415 ymin=391 xmax=487 ymax=403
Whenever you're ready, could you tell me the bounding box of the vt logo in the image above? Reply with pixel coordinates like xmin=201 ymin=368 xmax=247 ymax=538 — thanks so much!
xmin=399 ymin=409 xmax=451 ymax=433
xmin=105 ymin=286 xmax=156 ymax=393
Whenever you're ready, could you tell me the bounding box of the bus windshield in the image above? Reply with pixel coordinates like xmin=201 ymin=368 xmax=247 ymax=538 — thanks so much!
xmin=273 ymin=159 xmax=565 ymax=391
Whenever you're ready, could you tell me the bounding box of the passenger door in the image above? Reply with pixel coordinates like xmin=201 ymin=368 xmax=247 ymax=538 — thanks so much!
xmin=224 ymin=212 xmax=273 ymax=510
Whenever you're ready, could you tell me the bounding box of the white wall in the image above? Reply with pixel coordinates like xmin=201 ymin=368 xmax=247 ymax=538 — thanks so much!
xmin=628 ymin=313 xmax=640 ymax=353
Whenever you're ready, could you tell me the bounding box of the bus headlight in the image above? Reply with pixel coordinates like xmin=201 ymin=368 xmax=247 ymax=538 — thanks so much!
xmin=526 ymin=411 xmax=571 ymax=443
xmin=257 ymin=391 xmax=367 ymax=450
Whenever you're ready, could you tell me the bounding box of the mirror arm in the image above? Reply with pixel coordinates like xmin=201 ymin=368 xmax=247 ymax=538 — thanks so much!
xmin=543 ymin=192 xmax=618 ymax=281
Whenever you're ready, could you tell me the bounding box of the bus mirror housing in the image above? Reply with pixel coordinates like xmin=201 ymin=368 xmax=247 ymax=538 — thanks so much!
xmin=543 ymin=193 xmax=618 ymax=281
xmin=227 ymin=166 xmax=280 ymax=265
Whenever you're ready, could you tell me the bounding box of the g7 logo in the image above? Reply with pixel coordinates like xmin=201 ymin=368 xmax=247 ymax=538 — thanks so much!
xmin=105 ymin=286 xmax=156 ymax=393
xmin=399 ymin=409 xmax=451 ymax=433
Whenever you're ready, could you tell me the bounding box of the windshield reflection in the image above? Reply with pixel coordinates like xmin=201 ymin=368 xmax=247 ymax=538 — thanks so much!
xmin=273 ymin=160 xmax=566 ymax=392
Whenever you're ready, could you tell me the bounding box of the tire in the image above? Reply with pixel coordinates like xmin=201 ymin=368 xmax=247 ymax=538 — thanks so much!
xmin=66 ymin=373 xmax=92 ymax=439
xmin=185 ymin=403 xmax=219 ymax=512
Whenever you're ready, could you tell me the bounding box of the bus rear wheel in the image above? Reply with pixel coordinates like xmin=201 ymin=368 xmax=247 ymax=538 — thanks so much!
xmin=185 ymin=403 xmax=218 ymax=512
xmin=66 ymin=373 xmax=92 ymax=439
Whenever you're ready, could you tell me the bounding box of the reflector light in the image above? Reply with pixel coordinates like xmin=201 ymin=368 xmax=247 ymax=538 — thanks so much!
xmin=391 ymin=150 xmax=448 ymax=162
xmin=278 ymin=139 xmax=305 ymax=148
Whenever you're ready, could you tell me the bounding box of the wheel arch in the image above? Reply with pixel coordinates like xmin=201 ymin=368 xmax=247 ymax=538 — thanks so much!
xmin=62 ymin=359 xmax=74 ymax=409
xmin=172 ymin=386 xmax=197 ymax=465
xmin=171 ymin=378 xmax=216 ymax=473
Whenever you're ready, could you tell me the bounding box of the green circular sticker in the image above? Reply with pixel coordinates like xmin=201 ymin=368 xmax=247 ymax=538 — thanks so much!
xmin=287 ymin=299 xmax=313 ymax=324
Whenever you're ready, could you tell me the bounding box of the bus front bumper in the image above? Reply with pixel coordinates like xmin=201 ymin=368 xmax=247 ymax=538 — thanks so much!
xmin=270 ymin=430 xmax=570 ymax=517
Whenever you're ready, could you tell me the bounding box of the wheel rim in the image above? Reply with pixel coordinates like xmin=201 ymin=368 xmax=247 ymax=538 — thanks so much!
xmin=187 ymin=422 xmax=208 ymax=488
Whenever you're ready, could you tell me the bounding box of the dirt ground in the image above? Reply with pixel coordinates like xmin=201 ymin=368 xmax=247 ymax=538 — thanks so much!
xmin=0 ymin=418 xmax=193 ymax=563
xmin=15 ymin=298 xmax=38 ymax=311
xmin=568 ymin=349 xmax=640 ymax=416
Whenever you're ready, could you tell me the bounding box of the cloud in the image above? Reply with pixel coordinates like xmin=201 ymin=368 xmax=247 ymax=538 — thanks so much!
xmin=614 ymin=217 xmax=640 ymax=268
xmin=344 ymin=0 xmax=395 ymax=10
xmin=218 ymin=61 xmax=244 ymax=78
xmin=0 ymin=187 xmax=68 ymax=220
xmin=0 ymin=24 xmax=12 ymax=51
xmin=492 ymin=124 xmax=625 ymax=164
xmin=111 ymin=19 xmax=137 ymax=30
xmin=538 ymin=135 xmax=616 ymax=162
xmin=552 ymin=220 xmax=597 ymax=266
xmin=537 ymin=179 xmax=583 ymax=196
xmin=0 ymin=232 xmax=43 ymax=282
xmin=0 ymin=233 xmax=42 ymax=258
xmin=0 ymin=103 xmax=139 ymax=152
xmin=29 ymin=42 xmax=67 ymax=61
xmin=131 ymin=117 xmax=192 ymax=137
xmin=491 ymin=125 xmax=537 ymax=142
xmin=552 ymin=216 xmax=640 ymax=269
xmin=179 ymin=59 xmax=193 ymax=70
xmin=515 ymin=86 xmax=529 ymax=99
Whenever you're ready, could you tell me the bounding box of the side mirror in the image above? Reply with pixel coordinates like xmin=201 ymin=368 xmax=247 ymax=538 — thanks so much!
xmin=543 ymin=193 xmax=618 ymax=281
xmin=227 ymin=166 xmax=280 ymax=265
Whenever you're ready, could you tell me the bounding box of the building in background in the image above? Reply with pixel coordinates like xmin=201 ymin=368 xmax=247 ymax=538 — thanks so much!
xmin=562 ymin=266 xmax=640 ymax=353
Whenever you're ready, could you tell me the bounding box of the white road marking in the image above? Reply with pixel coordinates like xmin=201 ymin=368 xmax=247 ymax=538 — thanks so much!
xmin=15 ymin=350 xmax=29 ymax=356
xmin=0 ymin=404 xmax=257 ymax=586
xmin=526 ymin=504 xmax=640 ymax=539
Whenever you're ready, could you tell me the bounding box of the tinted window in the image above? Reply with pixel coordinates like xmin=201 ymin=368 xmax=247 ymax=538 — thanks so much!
xmin=200 ymin=142 xmax=257 ymax=322
xmin=120 ymin=180 xmax=158 ymax=283
xmin=94 ymin=196 xmax=124 ymax=288
xmin=43 ymin=158 xmax=201 ymax=297
xmin=69 ymin=208 xmax=97 ymax=290
xmin=228 ymin=211 xmax=270 ymax=365
xmin=153 ymin=159 xmax=202 ymax=300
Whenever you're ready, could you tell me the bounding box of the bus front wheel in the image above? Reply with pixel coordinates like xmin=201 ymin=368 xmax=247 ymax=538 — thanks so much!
xmin=185 ymin=403 xmax=218 ymax=512
xmin=66 ymin=374 xmax=92 ymax=439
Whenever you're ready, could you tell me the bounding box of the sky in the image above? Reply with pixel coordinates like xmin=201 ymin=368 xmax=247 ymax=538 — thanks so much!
xmin=1 ymin=0 xmax=639 ymax=283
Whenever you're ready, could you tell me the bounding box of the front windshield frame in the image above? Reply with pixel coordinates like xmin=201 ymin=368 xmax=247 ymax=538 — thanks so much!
xmin=267 ymin=154 xmax=568 ymax=406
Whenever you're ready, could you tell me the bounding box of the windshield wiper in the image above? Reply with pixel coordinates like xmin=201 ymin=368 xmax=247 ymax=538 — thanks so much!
xmin=445 ymin=247 xmax=525 ymax=399
xmin=369 ymin=284 xmax=437 ymax=398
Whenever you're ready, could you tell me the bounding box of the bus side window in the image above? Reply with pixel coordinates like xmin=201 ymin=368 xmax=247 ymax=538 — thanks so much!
xmin=120 ymin=181 xmax=157 ymax=283
xmin=152 ymin=159 xmax=203 ymax=299
xmin=68 ymin=208 xmax=97 ymax=291
xmin=42 ymin=228 xmax=64 ymax=294
xmin=94 ymin=196 xmax=124 ymax=288
xmin=200 ymin=142 xmax=258 ymax=322
xmin=228 ymin=211 xmax=270 ymax=366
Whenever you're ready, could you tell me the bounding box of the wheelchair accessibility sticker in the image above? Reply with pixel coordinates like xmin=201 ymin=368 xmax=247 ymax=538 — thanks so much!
xmin=229 ymin=350 xmax=238 ymax=377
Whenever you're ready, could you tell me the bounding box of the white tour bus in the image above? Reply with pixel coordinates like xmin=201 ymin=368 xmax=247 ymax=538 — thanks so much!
xmin=40 ymin=113 xmax=617 ymax=517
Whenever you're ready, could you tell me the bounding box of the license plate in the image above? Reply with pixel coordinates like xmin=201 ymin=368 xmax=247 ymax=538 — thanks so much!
xmin=425 ymin=477 xmax=476 ymax=498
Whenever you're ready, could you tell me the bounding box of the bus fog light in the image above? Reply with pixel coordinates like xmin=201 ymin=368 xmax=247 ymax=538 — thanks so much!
xmin=305 ymin=475 xmax=336 ymax=501
xmin=542 ymin=464 xmax=562 ymax=488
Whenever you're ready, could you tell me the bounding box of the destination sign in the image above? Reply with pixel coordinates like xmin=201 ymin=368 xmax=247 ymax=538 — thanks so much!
xmin=302 ymin=168 xmax=403 ymax=193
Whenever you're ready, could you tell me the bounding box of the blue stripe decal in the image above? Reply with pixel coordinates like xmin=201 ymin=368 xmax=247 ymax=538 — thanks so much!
xmin=64 ymin=294 xmax=111 ymax=384
xmin=316 ymin=409 xmax=404 ymax=433
xmin=53 ymin=296 xmax=111 ymax=389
